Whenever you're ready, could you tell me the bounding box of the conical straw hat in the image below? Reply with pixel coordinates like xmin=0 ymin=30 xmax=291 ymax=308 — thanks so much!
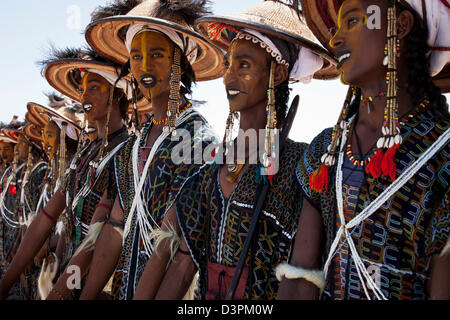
xmin=85 ymin=0 xmax=226 ymax=81
xmin=195 ymin=0 xmax=339 ymax=80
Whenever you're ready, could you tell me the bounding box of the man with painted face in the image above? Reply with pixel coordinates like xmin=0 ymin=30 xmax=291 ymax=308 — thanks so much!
xmin=146 ymin=0 xmax=337 ymax=300
xmin=78 ymin=0 xmax=223 ymax=300
xmin=0 ymin=124 xmax=25 ymax=299
xmin=0 ymin=140 xmax=15 ymax=171
xmin=0 ymin=123 xmax=45 ymax=299
xmin=0 ymin=47 xmax=131 ymax=300
xmin=25 ymin=98 xmax=85 ymax=299
xmin=278 ymin=0 xmax=450 ymax=300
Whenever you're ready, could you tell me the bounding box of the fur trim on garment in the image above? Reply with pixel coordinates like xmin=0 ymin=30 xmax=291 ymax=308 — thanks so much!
xmin=275 ymin=262 xmax=326 ymax=292
xmin=441 ymin=237 xmax=450 ymax=257
xmin=149 ymin=223 xmax=180 ymax=268
xmin=38 ymin=253 xmax=59 ymax=300
xmin=182 ymin=271 xmax=199 ymax=300
xmin=73 ymin=221 xmax=105 ymax=257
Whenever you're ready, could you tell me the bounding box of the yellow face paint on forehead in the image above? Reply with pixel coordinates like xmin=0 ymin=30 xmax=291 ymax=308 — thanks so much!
xmin=42 ymin=121 xmax=59 ymax=160
xmin=331 ymin=0 xmax=367 ymax=47
xmin=130 ymin=30 xmax=174 ymax=102
xmin=82 ymin=72 xmax=108 ymax=95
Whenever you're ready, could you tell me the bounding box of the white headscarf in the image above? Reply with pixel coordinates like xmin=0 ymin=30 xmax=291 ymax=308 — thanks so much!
xmin=125 ymin=24 xmax=198 ymax=64
xmin=239 ymin=29 xmax=324 ymax=83
xmin=404 ymin=0 xmax=450 ymax=76
xmin=81 ymin=69 xmax=132 ymax=100
xmin=50 ymin=117 xmax=80 ymax=141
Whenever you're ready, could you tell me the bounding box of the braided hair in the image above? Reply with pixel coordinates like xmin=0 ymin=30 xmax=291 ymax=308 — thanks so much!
xmin=398 ymin=3 xmax=449 ymax=117
xmin=269 ymin=36 xmax=299 ymax=129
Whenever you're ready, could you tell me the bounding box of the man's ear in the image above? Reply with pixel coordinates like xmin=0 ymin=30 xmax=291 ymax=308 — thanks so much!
xmin=397 ymin=9 xmax=414 ymax=40
xmin=274 ymin=63 xmax=289 ymax=86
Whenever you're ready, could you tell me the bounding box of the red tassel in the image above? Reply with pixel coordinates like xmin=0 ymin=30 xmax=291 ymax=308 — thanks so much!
xmin=381 ymin=143 xmax=399 ymax=181
xmin=365 ymin=149 xmax=384 ymax=179
xmin=267 ymin=158 xmax=276 ymax=181
xmin=310 ymin=164 xmax=329 ymax=193
xmin=8 ymin=185 xmax=17 ymax=195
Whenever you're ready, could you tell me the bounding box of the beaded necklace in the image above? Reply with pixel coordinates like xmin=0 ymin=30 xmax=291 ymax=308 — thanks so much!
xmin=345 ymin=98 xmax=430 ymax=168
xmin=152 ymin=101 xmax=191 ymax=126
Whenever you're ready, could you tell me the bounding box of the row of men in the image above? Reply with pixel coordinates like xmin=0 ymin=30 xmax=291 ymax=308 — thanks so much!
xmin=0 ymin=0 xmax=449 ymax=300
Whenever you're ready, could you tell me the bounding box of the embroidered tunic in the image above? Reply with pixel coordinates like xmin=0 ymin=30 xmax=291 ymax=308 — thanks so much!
xmin=176 ymin=139 xmax=306 ymax=300
xmin=110 ymin=109 xmax=217 ymax=300
xmin=61 ymin=127 xmax=129 ymax=269
xmin=22 ymin=161 xmax=48 ymax=218
xmin=0 ymin=164 xmax=25 ymax=299
xmin=296 ymin=108 xmax=450 ymax=300
xmin=20 ymin=161 xmax=48 ymax=300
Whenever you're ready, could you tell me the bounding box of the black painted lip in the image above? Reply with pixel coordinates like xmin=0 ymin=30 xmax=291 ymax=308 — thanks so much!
xmin=226 ymin=88 xmax=243 ymax=99
xmin=82 ymin=102 xmax=93 ymax=113
xmin=139 ymin=74 xmax=157 ymax=88
xmin=335 ymin=49 xmax=352 ymax=69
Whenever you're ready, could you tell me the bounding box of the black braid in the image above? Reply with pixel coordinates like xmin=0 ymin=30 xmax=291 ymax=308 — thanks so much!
xmin=399 ymin=3 xmax=449 ymax=117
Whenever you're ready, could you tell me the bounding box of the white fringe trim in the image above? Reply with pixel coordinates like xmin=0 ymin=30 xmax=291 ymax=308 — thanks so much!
xmin=149 ymin=224 xmax=180 ymax=267
xmin=440 ymin=237 xmax=450 ymax=257
xmin=275 ymin=262 xmax=325 ymax=292
xmin=112 ymin=225 xmax=124 ymax=239
xmin=182 ymin=271 xmax=199 ymax=300
xmin=38 ymin=253 xmax=59 ymax=300
xmin=73 ymin=221 xmax=105 ymax=257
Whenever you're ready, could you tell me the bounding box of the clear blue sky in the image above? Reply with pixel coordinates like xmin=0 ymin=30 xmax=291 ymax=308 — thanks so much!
xmin=1 ymin=1 xmax=448 ymax=143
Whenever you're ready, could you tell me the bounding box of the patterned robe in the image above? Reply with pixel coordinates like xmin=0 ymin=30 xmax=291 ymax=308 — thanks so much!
xmin=61 ymin=127 xmax=129 ymax=270
xmin=176 ymin=139 xmax=306 ymax=300
xmin=296 ymin=107 xmax=450 ymax=300
xmin=110 ymin=108 xmax=218 ymax=300
xmin=0 ymin=163 xmax=25 ymax=299
xmin=20 ymin=161 xmax=48 ymax=300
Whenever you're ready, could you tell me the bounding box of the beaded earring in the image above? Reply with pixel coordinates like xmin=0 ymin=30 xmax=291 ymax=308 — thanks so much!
xmin=366 ymin=0 xmax=401 ymax=181
xmin=164 ymin=47 xmax=182 ymax=136
xmin=263 ymin=60 xmax=277 ymax=169
xmin=130 ymin=74 xmax=140 ymax=134
xmin=58 ymin=123 xmax=67 ymax=187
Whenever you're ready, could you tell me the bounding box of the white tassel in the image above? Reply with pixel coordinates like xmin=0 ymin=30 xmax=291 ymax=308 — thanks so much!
xmin=440 ymin=238 xmax=450 ymax=257
xmin=149 ymin=224 xmax=180 ymax=268
xmin=275 ymin=262 xmax=326 ymax=292
xmin=112 ymin=225 xmax=124 ymax=239
xmin=73 ymin=221 xmax=105 ymax=257
xmin=55 ymin=221 xmax=64 ymax=236
xmin=38 ymin=253 xmax=59 ymax=300
xmin=182 ymin=271 xmax=199 ymax=300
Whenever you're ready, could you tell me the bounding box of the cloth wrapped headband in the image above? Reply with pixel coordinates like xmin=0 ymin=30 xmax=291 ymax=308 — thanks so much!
xmin=80 ymin=69 xmax=132 ymax=100
xmin=50 ymin=117 xmax=79 ymax=140
xmin=125 ymin=24 xmax=198 ymax=65
xmin=234 ymin=29 xmax=324 ymax=84
xmin=403 ymin=0 xmax=450 ymax=76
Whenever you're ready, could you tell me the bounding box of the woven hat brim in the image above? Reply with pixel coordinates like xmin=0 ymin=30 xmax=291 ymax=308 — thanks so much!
xmin=195 ymin=15 xmax=339 ymax=80
xmin=85 ymin=16 xmax=226 ymax=81
xmin=0 ymin=134 xmax=17 ymax=144
xmin=23 ymin=124 xmax=44 ymax=144
xmin=301 ymin=0 xmax=450 ymax=90
xmin=44 ymin=58 xmax=152 ymax=113
xmin=1 ymin=129 xmax=22 ymax=143
xmin=44 ymin=59 xmax=121 ymax=102
xmin=25 ymin=111 xmax=46 ymax=129
xmin=26 ymin=102 xmax=82 ymax=134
